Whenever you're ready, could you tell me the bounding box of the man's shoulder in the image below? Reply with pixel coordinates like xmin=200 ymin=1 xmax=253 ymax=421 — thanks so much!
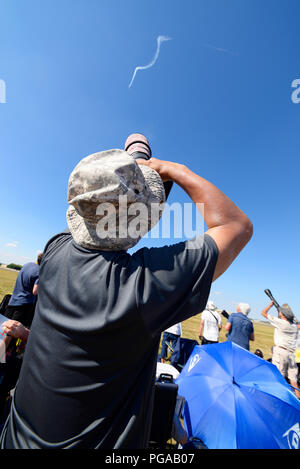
xmin=47 ymin=229 xmax=72 ymax=244
xmin=131 ymin=234 xmax=218 ymax=267
xmin=267 ymin=314 xmax=283 ymax=325
xmin=230 ymin=312 xmax=250 ymax=323
xmin=228 ymin=312 xmax=238 ymax=321
xmin=43 ymin=230 xmax=72 ymax=254
xmin=22 ymin=262 xmax=35 ymax=269
xmin=22 ymin=262 xmax=39 ymax=273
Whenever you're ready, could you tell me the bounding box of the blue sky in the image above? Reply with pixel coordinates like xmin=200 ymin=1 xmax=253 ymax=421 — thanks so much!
xmin=0 ymin=0 xmax=299 ymax=320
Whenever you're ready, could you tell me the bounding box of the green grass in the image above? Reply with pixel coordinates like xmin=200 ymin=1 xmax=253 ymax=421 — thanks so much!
xmin=0 ymin=268 xmax=18 ymax=301
xmin=0 ymin=268 xmax=274 ymax=359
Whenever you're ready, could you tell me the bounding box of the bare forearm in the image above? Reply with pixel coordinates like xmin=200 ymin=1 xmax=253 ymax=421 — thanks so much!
xmin=170 ymin=165 xmax=250 ymax=231
xmin=138 ymin=157 xmax=253 ymax=280
xmin=171 ymin=164 xmax=253 ymax=280
xmin=138 ymin=158 xmax=252 ymax=232
xmin=261 ymin=302 xmax=273 ymax=319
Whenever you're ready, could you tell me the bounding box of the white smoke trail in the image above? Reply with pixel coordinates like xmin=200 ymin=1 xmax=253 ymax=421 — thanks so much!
xmin=128 ymin=35 xmax=172 ymax=88
xmin=202 ymin=43 xmax=238 ymax=56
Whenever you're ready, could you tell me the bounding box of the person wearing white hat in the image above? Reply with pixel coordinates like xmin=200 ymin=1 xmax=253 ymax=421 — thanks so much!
xmin=1 ymin=134 xmax=252 ymax=449
xmin=199 ymin=301 xmax=222 ymax=345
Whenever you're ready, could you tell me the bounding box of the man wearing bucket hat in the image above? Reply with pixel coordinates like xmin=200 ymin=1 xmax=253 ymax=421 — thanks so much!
xmin=261 ymin=301 xmax=300 ymax=399
xmin=1 ymin=134 xmax=253 ymax=449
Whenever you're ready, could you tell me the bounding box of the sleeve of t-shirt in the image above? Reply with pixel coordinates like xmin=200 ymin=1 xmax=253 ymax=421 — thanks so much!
xmin=42 ymin=230 xmax=72 ymax=260
xmin=132 ymin=234 xmax=219 ymax=337
xmin=228 ymin=314 xmax=234 ymax=325
xmin=267 ymin=314 xmax=283 ymax=328
xmin=29 ymin=266 xmax=39 ymax=290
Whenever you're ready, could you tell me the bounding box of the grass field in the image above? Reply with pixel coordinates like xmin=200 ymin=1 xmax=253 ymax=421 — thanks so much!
xmin=180 ymin=311 xmax=274 ymax=361
xmin=0 ymin=267 xmax=275 ymax=360
xmin=0 ymin=268 xmax=18 ymax=300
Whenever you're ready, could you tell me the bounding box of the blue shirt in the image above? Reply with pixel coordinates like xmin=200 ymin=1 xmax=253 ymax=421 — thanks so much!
xmin=9 ymin=262 xmax=40 ymax=306
xmin=227 ymin=312 xmax=254 ymax=350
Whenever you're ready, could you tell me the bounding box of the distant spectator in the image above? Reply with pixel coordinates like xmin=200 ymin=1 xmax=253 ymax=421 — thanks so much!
xmin=160 ymin=323 xmax=182 ymax=363
xmin=0 ymin=254 xmax=42 ymax=419
xmin=199 ymin=301 xmax=222 ymax=344
xmin=261 ymin=301 xmax=300 ymax=399
xmin=5 ymin=253 xmax=42 ymax=328
xmin=254 ymin=349 xmax=264 ymax=359
xmin=225 ymin=303 xmax=254 ymax=350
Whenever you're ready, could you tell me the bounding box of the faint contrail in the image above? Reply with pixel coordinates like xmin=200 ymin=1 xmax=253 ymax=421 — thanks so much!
xmin=128 ymin=35 xmax=172 ymax=88
xmin=202 ymin=43 xmax=239 ymax=56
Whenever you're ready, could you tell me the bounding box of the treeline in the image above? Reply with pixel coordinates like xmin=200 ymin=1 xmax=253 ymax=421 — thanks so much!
xmin=6 ymin=264 xmax=22 ymax=271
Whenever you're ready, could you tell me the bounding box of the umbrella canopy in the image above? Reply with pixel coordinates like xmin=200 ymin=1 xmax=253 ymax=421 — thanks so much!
xmin=176 ymin=341 xmax=300 ymax=449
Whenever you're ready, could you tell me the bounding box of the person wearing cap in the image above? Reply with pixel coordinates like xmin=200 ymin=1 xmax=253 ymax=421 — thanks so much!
xmin=0 ymin=134 xmax=253 ymax=449
xmin=199 ymin=301 xmax=222 ymax=345
xmin=261 ymin=302 xmax=300 ymax=399
xmin=225 ymin=303 xmax=254 ymax=351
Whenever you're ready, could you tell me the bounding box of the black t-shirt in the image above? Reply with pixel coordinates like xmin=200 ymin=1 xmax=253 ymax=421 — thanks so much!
xmin=1 ymin=231 xmax=218 ymax=449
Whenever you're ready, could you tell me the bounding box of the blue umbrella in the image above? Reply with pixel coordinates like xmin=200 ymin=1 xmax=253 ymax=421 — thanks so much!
xmin=176 ymin=341 xmax=300 ymax=449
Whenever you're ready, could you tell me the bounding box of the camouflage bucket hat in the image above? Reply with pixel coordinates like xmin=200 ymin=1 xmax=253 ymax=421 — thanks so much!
xmin=66 ymin=149 xmax=166 ymax=250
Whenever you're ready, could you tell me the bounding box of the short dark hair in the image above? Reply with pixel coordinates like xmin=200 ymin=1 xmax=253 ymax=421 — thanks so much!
xmin=37 ymin=253 xmax=43 ymax=265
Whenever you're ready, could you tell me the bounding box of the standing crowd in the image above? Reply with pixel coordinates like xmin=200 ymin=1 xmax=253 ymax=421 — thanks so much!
xmin=159 ymin=299 xmax=300 ymax=400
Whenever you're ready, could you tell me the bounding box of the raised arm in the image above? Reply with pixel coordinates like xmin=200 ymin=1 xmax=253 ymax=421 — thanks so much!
xmin=261 ymin=301 xmax=274 ymax=319
xmin=137 ymin=158 xmax=253 ymax=281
